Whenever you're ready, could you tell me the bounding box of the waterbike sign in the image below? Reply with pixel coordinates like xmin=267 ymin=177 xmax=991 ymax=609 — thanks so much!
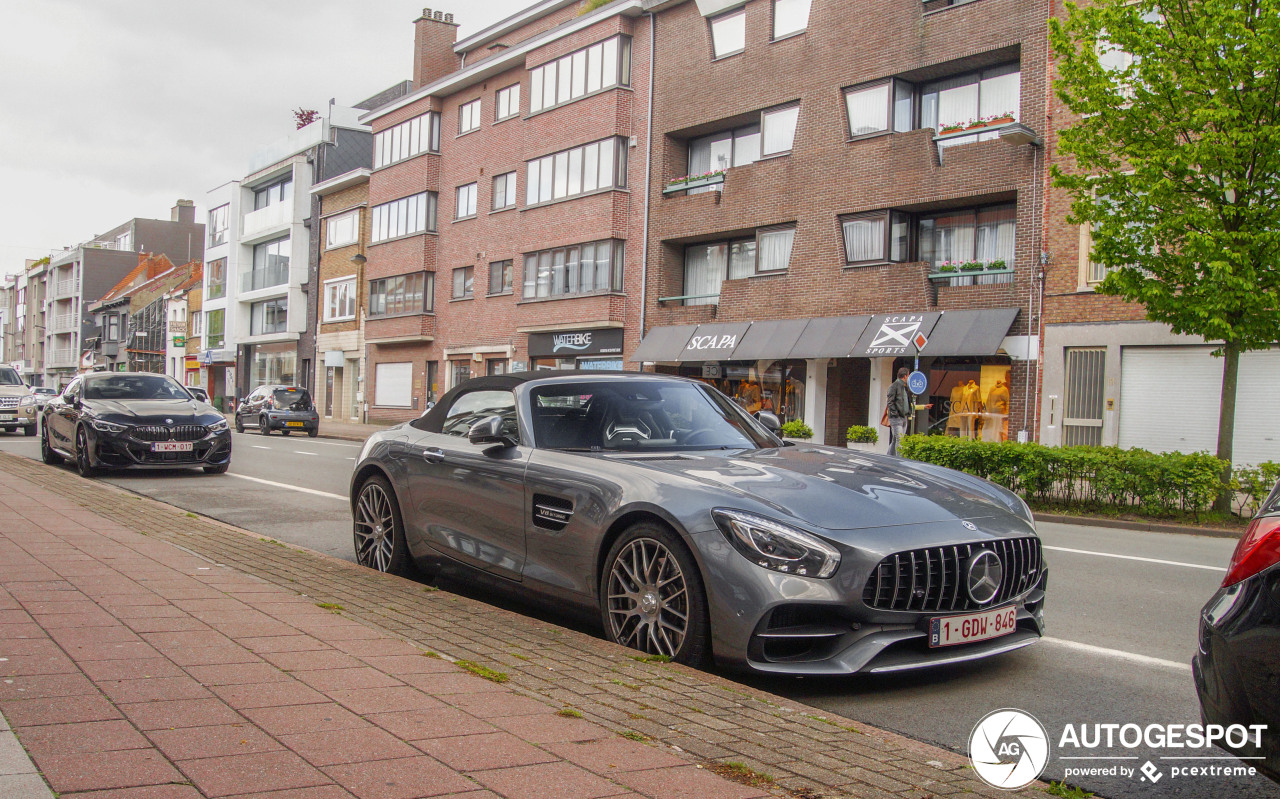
xmin=527 ymin=328 xmax=623 ymax=359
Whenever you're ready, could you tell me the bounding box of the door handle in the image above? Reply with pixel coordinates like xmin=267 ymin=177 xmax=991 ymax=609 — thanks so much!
xmin=422 ymin=447 xmax=445 ymax=463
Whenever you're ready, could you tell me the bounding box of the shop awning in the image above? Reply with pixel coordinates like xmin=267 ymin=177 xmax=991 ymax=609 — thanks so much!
xmin=789 ymin=316 xmax=873 ymax=359
xmin=922 ymin=308 xmax=1020 ymax=356
xmin=676 ymin=322 xmax=752 ymax=362
xmin=850 ymin=313 xmax=943 ymax=358
xmin=731 ymin=318 xmax=811 ymax=361
xmin=629 ymin=324 xmax=697 ymax=362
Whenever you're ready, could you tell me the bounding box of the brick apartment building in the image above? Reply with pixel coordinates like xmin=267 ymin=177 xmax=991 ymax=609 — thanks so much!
xmin=1037 ymin=2 xmax=1279 ymax=467
xmin=360 ymin=2 xmax=652 ymax=423
xmin=629 ymin=0 xmax=1048 ymax=448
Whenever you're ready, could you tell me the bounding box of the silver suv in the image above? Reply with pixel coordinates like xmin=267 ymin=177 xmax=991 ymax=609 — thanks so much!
xmin=0 ymin=366 xmax=35 ymax=436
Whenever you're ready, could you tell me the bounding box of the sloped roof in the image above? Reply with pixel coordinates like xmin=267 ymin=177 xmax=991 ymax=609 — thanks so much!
xmin=96 ymin=253 xmax=176 ymax=304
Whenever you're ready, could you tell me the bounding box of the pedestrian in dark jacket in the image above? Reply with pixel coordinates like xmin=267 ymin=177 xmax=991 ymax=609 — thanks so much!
xmin=886 ymin=367 xmax=931 ymax=457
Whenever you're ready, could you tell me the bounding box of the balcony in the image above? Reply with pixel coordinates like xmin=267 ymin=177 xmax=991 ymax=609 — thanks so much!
xmin=52 ymin=277 xmax=80 ymax=298
xmin=49 ymin=312 xmax=79 ymax=334
xmin=241 ymin=202 xmax=292 ymax=241
xmin=47 ymin=348 xmax=77 ymax=369
xmin=241 ymin=263 xmax=291 ymax=293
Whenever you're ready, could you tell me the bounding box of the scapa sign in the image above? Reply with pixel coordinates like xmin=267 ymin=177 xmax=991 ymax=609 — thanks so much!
xmin=685 ymin=333 xmax=738 ymax=352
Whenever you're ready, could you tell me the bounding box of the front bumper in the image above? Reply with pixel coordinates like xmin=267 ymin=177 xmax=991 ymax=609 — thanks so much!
xmin=691 ymin=528 xmax=1047 ymax=675
xmin=89 ymin=428 xmax=233 ymax=469
xmin=1192 ymin=567 xmax=1280 ymax=781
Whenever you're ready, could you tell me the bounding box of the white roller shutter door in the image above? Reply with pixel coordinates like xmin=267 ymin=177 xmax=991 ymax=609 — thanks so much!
xmin=374 ymin=362 xmax=413 ymax=408
xmin=1119 ymin=346 xmax=1280 ymax=465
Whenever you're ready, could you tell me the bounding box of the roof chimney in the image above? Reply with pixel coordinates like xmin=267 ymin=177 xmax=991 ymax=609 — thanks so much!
xmin=414 ymin=8 xmax=460 ymax=89
xmin=171 ymin=199 xmax=195 ymax=224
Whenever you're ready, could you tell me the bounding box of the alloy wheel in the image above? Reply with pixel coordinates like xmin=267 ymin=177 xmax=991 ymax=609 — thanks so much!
xmin=605 ymin=537 xmax=690 ymax=658
xmin=354 ymin=481 xmax=396 ymax=572
xmin=75 ymin=427 xmax=95 ymax=477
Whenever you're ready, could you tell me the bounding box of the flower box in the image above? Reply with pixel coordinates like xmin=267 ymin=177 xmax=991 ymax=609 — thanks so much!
xmin=988 ymin=115 xmax=1015 ymax=126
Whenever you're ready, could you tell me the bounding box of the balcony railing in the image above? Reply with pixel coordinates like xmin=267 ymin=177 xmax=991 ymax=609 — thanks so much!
xmin=241 ymin=263 xmax=290 ymax=293
xmin=47 ymin=348 xmax=77 ymax=368
xmin=241 ymin=202 xmax=292 ymax=239
xmin=49 ymin=313 xmax=78 ymax=333
xmin=53 ymin=277 xmax=80 ymax=298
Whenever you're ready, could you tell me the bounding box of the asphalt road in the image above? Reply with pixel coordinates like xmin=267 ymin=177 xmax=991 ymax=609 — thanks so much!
xmin=1 ymin=428 xmax=1270 ymax=799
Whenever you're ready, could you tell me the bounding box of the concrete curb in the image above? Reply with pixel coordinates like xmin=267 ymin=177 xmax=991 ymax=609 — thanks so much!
xmin=1035 ymin=512 xmax=1244 ymax=539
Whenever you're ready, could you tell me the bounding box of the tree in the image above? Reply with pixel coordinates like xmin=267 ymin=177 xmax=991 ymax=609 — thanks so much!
xmin=1050 ymin=0 xmax=1280 ymax=509
xmin=293 ymin=108 xmax=320 ymax=130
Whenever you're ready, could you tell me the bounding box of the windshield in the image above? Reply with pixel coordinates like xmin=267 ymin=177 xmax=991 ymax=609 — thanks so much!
xmin=530 ymin=379 xmax=779 ymax=452
xmin=0 ymin=368 xmax=22 ymax=387
xmin=272 ymin=389 xmax=312 ymax=410
xmin=84 ymin=374 xmax=193 ymax=401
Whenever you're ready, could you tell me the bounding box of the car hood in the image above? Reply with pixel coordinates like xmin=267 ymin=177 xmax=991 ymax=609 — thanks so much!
xmin=89 ymin=399 xmax=219 ymax=426
xmin=611 ymin=444 xmax=1032 ymax=534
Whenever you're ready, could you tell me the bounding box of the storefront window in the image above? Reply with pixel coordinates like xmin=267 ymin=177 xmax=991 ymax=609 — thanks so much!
xmin=250 ymin=342 xmax=296 ymax=388
xmin=910 ymin=357 xmax=1012 ymax=441
xmin=672 ymin=360 xmax=806 ymax=424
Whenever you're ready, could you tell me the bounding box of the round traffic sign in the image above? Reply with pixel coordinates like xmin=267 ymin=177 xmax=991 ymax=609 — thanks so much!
xmin=907 ymin=370 xmax=928 ymax=395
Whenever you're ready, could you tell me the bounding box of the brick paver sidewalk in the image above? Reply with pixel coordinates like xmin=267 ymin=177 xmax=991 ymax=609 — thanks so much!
xmin=0 ymin=452 xmax=1043 ymax=798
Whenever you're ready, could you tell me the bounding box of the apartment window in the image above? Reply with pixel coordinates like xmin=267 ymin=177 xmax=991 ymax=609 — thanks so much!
xmin=528 ymin=35 xmax=631 ymax=114
xmin=116 ymin=231 xmax=132 ymax=251
xmin=710 ymin=9 xmax=746 ymax=58
xmin=106 ymin=314 xmax=120 ymax=342
xmin=254 ymin=177 xmax=293 ymax=210
xmin=496 ymin=84 xmax=521 ymax=120
xmin=324 ymin=277 xmax=357 ymax=322
xmin=522 ymin=239 xmax=624 ymax=299
xmin=459 ymin=99 xmax=481 ymax=133
xmin=192 ymin=313 xmax=202 ymax=337
xmin=919 ymin=203 xmax=1016 ymax=269
xmin=248 ymin=237 xmax=290 ymax=291
xmin=452 ymin=361 xmax=472 ymax=388
xmin=208 ymin=204 xmax=229 ymax=246
xmin=455 ymin=183 xmax=478 ymax=219
xmin=368 ymin=272 xmax=433 ymax=317
xmin=840 ymin=211 xmax=911 ymax=264
xmin=921 ymin=64 xmax=1021 ymax=133
xmin=206 ymin=309 xmax=225 ymax=349
xmin=487 ymin=359 xmax=508 ymax=376
xmin=488 ymin=260 xmax=513 ymax=295
xmin=371 ymin=192 xmax=437 ymax=242
xmin=452 ymin=267 xmax=474 ymax=300
xmin=206 ymin=258 xmax=227 ymax=300
xmin=250 ymin=298 xmax=287 ymax=336
xmin=326 ymin=209 xmax=360 ymax=249
xmin=492 ymin=172 xmax=518 ymax=211
xmin=773 ymin=0 xmax=811 ymax=39
xmin=685 ymin=105 xmax=796 ymax=188
xmin=844 ymin=79 xmax=915 ymax=138
xmin=526 ymin=137 xmax=626 ymax=205
xmin=761 ymin=104 xmax=800 ymax=156
xmin=374 ymin=112 xmax=441 ymax=169
xmin=682 ymin=226 xmax=795 ymax=306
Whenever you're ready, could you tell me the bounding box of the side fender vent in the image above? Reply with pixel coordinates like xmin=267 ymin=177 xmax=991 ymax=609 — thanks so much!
xmin=532 ymin=494 xmax=573 ymax=531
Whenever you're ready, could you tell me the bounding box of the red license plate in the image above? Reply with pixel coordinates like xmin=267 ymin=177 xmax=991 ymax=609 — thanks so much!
xmin=151 ymin=442 xmax=193 ymax=453
xmin=929 ymin=605 xmax=1018 ymax=647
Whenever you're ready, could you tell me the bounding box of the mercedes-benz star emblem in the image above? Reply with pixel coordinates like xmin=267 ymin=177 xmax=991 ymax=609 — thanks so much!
xmin=966 ymin=550 xmax=1003 ymax=605
xmin=165 ymin=418 xmax=173 ymax=424
xmin=962 ymin=520 xmax=978 ymax=531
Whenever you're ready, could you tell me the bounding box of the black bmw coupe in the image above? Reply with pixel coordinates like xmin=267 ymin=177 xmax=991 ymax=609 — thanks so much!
xmin=41 ymin=372 xmax=232 ymax=477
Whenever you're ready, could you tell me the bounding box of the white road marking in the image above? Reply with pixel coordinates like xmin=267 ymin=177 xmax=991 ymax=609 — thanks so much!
xmin=226 ymin=473 xmax=346 ymax=502
xmin=1041 ymin=637 xmax=1191 ymax=671
xmin=294 ymin=451 xmax=317 ymax=456
xmin=230 ymin=432 xmax=362 ymax=448
xmin=252 ymin=445 xmax=269 ymax=450
xmin=1043 ymin=545 xmax=1227 ymax=572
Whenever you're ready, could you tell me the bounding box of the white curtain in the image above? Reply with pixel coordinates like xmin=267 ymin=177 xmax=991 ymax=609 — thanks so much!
xmin=773 ymin=0 xmax=811 ymax=38
xmin=975 ymin=205 xmax=1016 ymax=263
xmin=757 ymin=228 xmax=794 ymax=271
xmin=761 ymin=106 xmax=799 ymax=155
xmin=842 ymin=216 xmax=884 ymax=262
xmin=979 ymin=66 xmax=1020 ymax=120
xmin=728 ymin=240 xmax=756 ymax=279
xmin=684 ymin=244 xmax=727 ymax=305
xmin=845 ymin=84 xmax=888 ymax=136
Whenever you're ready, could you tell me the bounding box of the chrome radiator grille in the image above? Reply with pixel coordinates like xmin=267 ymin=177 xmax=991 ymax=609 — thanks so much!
xmin=862 ymin=537 xmax=1043 ymax=613
xmin=130 ymin=425 xmax=208 ymax=442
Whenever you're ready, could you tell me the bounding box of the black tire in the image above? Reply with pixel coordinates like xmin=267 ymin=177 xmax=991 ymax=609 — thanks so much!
xmin=352 ymin=475 xmax=412 ymax=576
xmin=23 ymin=424 xmax=36 ymax=437
xmin=40 ymin=427 xmax=63 ymax=465
xmin=282 ymin=430 xmax=291 ymax=436
xmin=259 ymin=416 xmax=271 ymax=436
xmin=204 ymin=462 xmax=230 ymax=474
xmin=74 ymin=426 xmax=98 ymax=478
xmin=600 ymin=521 xmax=711 ymax=667
xmin=234 ymin=415 xmax=244 ymax=433
xmin=308 ymin=429 xmax=318 ymax=438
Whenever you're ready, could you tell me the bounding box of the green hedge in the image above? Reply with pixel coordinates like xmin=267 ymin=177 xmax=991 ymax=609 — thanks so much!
xmin=897 ymin=435 xmax=1230 ymax=517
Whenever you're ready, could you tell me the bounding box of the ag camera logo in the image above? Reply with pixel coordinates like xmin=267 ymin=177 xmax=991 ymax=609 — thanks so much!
xmin=969 ymin=708 xmax=1050 ymax=789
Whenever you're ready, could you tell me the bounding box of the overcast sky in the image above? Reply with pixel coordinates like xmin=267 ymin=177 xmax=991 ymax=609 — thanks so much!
xmin=0 ymin=0 xmax=531 ymax=276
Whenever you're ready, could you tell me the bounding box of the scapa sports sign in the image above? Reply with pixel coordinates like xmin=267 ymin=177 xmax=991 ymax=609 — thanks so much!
xmin=851 ymin=312 xmax=941 ymax=358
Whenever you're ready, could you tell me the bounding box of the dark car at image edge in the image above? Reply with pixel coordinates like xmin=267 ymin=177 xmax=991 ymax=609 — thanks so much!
xmin=41 ymin=371 xmax=232 ymax=477
xmin=1194 ymin=478 xmax=1280 ymax=783
xmin=348 ymin=371 xmax=1047 ymax=676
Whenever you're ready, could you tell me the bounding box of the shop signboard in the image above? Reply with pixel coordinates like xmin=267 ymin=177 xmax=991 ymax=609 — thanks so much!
xmin=528 ymin=328 xmax=624 ymax=359
xmin=851 ymin=313 xmax=942 ymax=358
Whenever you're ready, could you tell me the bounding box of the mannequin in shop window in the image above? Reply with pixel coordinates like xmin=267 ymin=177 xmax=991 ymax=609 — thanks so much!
xmin=986 ymin=378 xmax=1010 ymax=441
xmin=739 ymin=380 xmax=762 ymax=414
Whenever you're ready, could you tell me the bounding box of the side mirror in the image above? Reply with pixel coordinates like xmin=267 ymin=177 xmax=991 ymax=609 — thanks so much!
xmin=754 ymin=411 xmax=781 ymax=434
xmin=468 ymin=415 xmax=517 ymax=448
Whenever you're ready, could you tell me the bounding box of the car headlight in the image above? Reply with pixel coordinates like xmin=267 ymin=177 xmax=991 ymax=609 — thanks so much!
xmin=19 ymin=396 xmax=34 ymax=407
xmin=207 ymin=418 xmax=229 ymax=433
xmin=712 ymin=509 xmax=841 ymax=578
xmin=91 ymin=419 xmax=129 ymax=434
